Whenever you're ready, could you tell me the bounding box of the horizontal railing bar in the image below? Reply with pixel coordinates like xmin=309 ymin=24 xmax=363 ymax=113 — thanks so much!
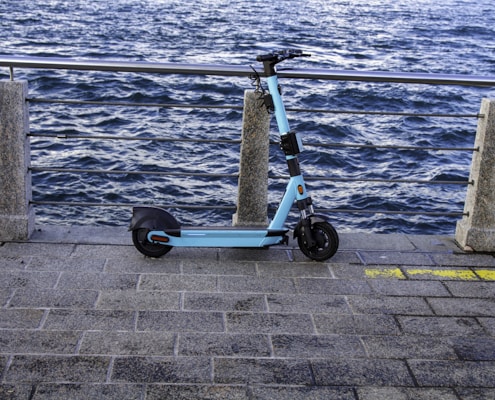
xmin=29 ymin=167 xmax=239 ymax=179
xmin=304 ymin=142 xmax=479 ymax=152
xmin=28 ymin=98 xmax=244 ymax=110
xmin=271 ymin=174 xmax=471 ymax=185
xmin=29 ymin=200 xmax=466 ymax=217
xmin=3 ymin=55 xmax=495 ymax=87
xmin=27 ymin=97 xmax=481 ymax=118
xmin=287 ymin=107 xmax=481 ymax=118
xmin=28 ymin=132 xmax=474 ymax=152
xmin=28 ymin=132 xmax=241 ymax=145
xmin=29 ymin=166 xmax=470 ymax=186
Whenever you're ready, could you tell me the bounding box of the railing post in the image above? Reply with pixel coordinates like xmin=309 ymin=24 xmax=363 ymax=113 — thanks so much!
xmin=0 ymin=80 xmax=35 ymax=241
xmin=233 ymin=90 xmax=271 ymax=227
xmin=456 ymin=98 xmax=495 ymax=251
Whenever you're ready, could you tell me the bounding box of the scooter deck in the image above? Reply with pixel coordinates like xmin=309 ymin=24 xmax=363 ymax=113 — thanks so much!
xmin=148 ymin=227 xmax=289 ymax=248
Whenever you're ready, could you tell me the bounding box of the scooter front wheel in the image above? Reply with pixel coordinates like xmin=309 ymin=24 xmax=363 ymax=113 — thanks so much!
xmin=132 ymin=228 xmax=172 ymax=258
xmin=297 ymin=221 xmax=339 ymax=261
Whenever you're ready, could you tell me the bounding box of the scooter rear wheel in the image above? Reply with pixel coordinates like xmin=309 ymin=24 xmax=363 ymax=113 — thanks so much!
xmin=132 ymin=228 xmax=172 ymax=258
xmin=297 ymin=221 xmax=339 ymax=261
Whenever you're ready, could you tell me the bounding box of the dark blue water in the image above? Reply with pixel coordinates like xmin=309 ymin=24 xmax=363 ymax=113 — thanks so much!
xmin=2 ymin=0 xmax=495 ymax=234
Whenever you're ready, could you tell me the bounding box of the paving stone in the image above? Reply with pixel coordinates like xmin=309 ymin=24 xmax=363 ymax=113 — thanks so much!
xmin=184 ymin=293 xmax=266 ymax=312
xmin=0 ymin=271 xmax=60 ymax=289
xmin=225 ymin=312 xmax=315 ymax=334
xmin=27 ymin=257 xmax=105 ymax=272
xmin=0 ymin=330 xmax=81 ymax=355
xmin=339 ymin=233 xmax=416 ymax=251
xmin=271 ymin=334 xmax=365 ymax=358
xmin=138 ymin=311 xmax=224 ymax=332
xmin=397 ymin=316 xmax=485 ymax=336
xmin=0 ymin=309 xmax=45 ymax=329
xmin=96 ymin=290 xmax=180 ymax=310
xmin=0 ymin=256 xmax=30 ymax=270
xmin=214 ymin=358 xmax=313 ymax=385
xmin=347 ymin=295 xmax=433 ymax=315
xmin=427 ymin=298 xmax=495 ymax=317
xmin=4 ymin=355 xmax=110 ymax=383
xmin=257 ymin=262 xmax=332 ymax=278
xmin=145 ymin=384 xmax=249 ymax=400
xmin=266 ymin=294 xmax=350 ymax=314
xmin=331 ymin=264 xmax=371 ymax=279
xmin=0 ymin=243 xmax=75 ymax=258
xmin=219 ymin=248 xmax=291 ymax=262
xmin=295 ymin=278 xmax=372 ymax=295
xmin=111 ymin=356 xmax=211 ymax=383
xmin=452 ymin=337 xmax=495 ymax=361
xmin=456 ymin=388 xmax=495 ymax=400
xmin=444 ymin=281 xmax=495 ymax=298
xmin=0 ymin=289 xmax=13 ymax=307
xmin=32 ymin=384 xmax=144 ymax=400
xmin=408 ymin=360 xmax=495 ymax=387
xmin=0 ymin=384 xmax=34 ymax=400
xmin=250 ymin=386 xmax=356 ymax=400
xmin=362 ymin=335 xmax=457 ymax=359
xmin=8 ymin=289 xmax=98 ymax=308
xmin=356 ymin=387 xmax=459 ymax=400
xmin=478 ymin=317 xmax=495 ymax=336
xmin=311 ymin=358 xmax=414 ymax=386
xmin=105 ymin=258 xmax=181 ymax=274
xmin=56 ymin=272 xmax=138 ymax=290
xmin=70 ymin=244 xmax=137 ymax=259
xmin=431 ymin=253 xmax=495 ymax=267
xmin=217 ymin=275 xmax=296 ymax=293
xmin=405 ymin=235 xmax=460 ymax=253
xmin=138 ymin=274 xmax=217 ymax=292
xmin=313 ymin=314 xmax=400 ymax=335
xmin=368 ymin=279 xmax=450 ymax=297
xmin=182 ymin=260 xmax=257 ymax=276
xmin=79 ymin=331 xmax=175 ymax=356
xmin=43 ymin=309 xmax=136 ymax=331
xmin=358 ymin=251 xmax=434 ymax=266
xmin=178 ymin=333 xmax=271 ymax=357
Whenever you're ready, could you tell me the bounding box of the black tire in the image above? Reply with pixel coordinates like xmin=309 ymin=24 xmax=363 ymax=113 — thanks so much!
xmin=132 ymin=228 xmax=172 ymax=258
xmin=297 ymin=221 xmax=339 ymax=261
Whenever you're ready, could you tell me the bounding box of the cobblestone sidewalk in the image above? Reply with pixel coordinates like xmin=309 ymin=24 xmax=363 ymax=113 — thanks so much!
xmin=1 ymin=227 xmax=495 ymax=399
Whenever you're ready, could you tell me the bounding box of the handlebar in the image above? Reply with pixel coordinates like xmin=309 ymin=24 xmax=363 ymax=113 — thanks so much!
xmin=256 ymin=49 xmax=311 ymax=64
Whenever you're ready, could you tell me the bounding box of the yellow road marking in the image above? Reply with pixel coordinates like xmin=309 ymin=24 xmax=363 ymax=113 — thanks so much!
xmin=475 ymin=270 xmax=495 ymax=281
xmin=364 ymin=267 xmax=495 ymax=281
xmin=406 ymin=269 xmax=477 ymax=280
xmin=365 ymin=268 xmax=406 ymax=279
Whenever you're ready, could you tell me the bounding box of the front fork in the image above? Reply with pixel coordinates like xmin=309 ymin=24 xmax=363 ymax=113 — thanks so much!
xmin=295 ymin=197 xmax=318 ymax=247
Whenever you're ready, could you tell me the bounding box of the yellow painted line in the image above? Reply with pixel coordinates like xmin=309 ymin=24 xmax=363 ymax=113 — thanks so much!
xmin=365 ymin=268 xmax=406 ymax=279
xmin=364 ymin=268 xmax=489 ymax=281
xmin=476 ymin=270 xmax=495 ymax=281
xmin=406 ymin=269 xmax=478 ymax=280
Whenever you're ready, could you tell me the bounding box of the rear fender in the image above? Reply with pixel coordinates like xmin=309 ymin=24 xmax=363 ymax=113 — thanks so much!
xmin=129 ymin=206 xmax=181 ymax=237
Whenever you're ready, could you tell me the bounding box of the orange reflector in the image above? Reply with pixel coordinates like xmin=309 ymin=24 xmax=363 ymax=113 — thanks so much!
xmin=297 ymin=185 xmax=304 ymax=195
xmin=150 ymin=235 xmax=169 ymax=243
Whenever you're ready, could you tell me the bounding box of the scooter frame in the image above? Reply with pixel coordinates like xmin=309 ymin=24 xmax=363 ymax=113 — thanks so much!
xmin=130 ymin=50 xmax=339 ymax=261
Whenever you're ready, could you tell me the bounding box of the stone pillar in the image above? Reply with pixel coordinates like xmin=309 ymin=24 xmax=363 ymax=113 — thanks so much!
xmin=233 ymin=90 xmax=271 ymax=226
xmin=456 ymin=98 xmax=495 ymax=251
xmin=0 ymin=80 xmax=35 ymax=240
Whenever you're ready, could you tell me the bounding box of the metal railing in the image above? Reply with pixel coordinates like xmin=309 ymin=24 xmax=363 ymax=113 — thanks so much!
xmin=2 ymin=55 xmax=495 ymax=234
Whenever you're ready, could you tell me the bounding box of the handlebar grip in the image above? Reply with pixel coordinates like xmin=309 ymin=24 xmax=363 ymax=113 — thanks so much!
xmin=256 ymin=54 xmax=277 ymax=62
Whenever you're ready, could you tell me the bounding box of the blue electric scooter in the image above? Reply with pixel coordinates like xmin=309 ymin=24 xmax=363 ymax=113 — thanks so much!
xmin=130 ymin=50 xmax=339 ymax=261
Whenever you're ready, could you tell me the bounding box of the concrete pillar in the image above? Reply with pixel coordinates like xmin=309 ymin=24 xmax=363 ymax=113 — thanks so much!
xmin=456 ymin=98 xmax=495 ymax=251
xmin=0 ymin=80 xmax=35 ymax=240
xmin=233 ymin=90 xmax=271 ymax=227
